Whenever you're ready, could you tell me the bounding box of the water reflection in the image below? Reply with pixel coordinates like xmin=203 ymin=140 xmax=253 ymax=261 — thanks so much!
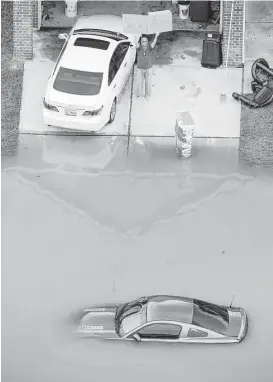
xmin=42 ymin=135 xmax=122 ymax=171
xmin=1 ymin=135 xmax=256 ymax=235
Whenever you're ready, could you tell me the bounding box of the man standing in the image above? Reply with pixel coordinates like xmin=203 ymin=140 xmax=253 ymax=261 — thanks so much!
xmin=135 ymin=33 xmax=159 ymax=99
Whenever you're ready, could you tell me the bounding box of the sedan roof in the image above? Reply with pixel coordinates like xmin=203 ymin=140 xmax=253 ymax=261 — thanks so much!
xmin=60 ymin=35 xmax=114 ymax=73
xmin=147 ymin=295 xmax=194 ymax=324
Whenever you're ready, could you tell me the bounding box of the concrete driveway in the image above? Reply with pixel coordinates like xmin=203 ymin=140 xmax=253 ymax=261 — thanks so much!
xmin=131 ymin=64 xmax=241 ymax=137
xmin=19 ymin=30 xmax=242 ymax=137
xmin=19 ymin=60 xmax=131 ymax=136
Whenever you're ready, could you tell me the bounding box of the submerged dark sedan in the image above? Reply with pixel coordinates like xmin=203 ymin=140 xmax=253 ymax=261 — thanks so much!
xmin=77 ymin=295 xmax=248 ymax=344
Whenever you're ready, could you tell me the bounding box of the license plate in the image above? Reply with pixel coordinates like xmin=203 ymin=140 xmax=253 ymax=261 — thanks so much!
xmin=65 ymin=108 xmax=77 ymax=116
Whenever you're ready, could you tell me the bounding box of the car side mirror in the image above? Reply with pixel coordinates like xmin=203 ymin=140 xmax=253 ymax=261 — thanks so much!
xmin=58 ymin=33 xmax=68 ymax=40
xmin=130 ymin=43 xmax=134 ymax=48
xmin=133 ymin=333 xmax=141 ymax=342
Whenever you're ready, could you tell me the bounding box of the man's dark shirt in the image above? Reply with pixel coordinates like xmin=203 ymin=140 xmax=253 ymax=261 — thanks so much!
xmin=137 ymin=43 xmax=154 ymax=70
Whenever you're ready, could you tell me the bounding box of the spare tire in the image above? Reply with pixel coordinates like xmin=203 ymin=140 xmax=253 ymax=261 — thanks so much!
xmin=251 ymin=58 xmax=270 ymax=85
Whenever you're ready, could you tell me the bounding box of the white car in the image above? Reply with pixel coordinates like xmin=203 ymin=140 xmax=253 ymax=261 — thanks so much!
xmin=77 ymin=295 xmax=248 ymax=344
xmin=43 ymin=15 xmax=139 ymax=132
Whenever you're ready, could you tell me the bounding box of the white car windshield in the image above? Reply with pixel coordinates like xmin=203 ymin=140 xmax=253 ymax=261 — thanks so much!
xmin=119 ymin=311 xmax=145 ymax=337
xmin=115 ymin=297 xmax=148 ymax=337
xmin=53 ymin=67 xmax=103 ymax=96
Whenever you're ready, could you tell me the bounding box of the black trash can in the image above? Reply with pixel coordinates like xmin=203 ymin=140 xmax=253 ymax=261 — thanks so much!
xmin=190 ymin=1 xmax=210 ymax=22
xmin=201 ymin=33 xmax=222 ymax=68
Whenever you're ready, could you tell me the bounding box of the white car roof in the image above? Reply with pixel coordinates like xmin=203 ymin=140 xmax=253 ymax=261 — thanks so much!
xmin=60 ymin=35 xmax=116 ymax=73
xmin=73 ymin=14 xmax=125 ymax=35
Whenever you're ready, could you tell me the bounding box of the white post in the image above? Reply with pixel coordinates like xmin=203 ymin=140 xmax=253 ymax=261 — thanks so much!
xmin=242 ymin=0 xmax=246 ymax=93
xmin=225 ymin=0 xmax=235 ymax=71
xmin=242 ymin=0 xmax=246 ymax=67
xmin=219 ymin=0 xmax=223 ymax=34
xmin=37 ymin=0 xmax=42 ymax=31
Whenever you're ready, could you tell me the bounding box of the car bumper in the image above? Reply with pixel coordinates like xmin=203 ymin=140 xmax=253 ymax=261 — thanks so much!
xmin=238 ymin=308 xmax=248 ymax=342
xmin=43 ymin=108 xmax=108 ymax=132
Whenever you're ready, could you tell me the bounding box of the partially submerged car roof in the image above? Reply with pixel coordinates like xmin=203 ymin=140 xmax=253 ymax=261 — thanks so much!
xmin=147 ymin=295 xmax=194 ymax=324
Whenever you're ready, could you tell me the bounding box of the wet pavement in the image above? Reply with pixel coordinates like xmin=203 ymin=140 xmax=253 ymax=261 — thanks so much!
xmin=2 ymin=135 xmax=273 ymax=382
xmin=41 ymin=0 xmax=219 ymax=32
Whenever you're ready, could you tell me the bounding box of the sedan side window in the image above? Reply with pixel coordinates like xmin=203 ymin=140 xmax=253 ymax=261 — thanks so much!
xmin=118 ymin=42 xmax=130 ymax=66
xmin=108 ymin=50 xmax=119 ymax=86
xmin=108 ymin=43 xmax=131 ymax=86
xmin=188 ymin=328 xmax=208 ymax=338
xmin=137 ymin=323 xmax=181 ymax=339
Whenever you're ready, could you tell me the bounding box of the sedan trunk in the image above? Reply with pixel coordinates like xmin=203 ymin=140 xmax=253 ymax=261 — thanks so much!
xmin=226 ymin=308 xmax=244 ymax=337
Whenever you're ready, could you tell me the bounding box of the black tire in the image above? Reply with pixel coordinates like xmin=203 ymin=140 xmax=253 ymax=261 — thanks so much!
xmin=108 ymin=98 xmax=117 ymax=123
xmin=251 ymin=58 xmax=270 ymax=85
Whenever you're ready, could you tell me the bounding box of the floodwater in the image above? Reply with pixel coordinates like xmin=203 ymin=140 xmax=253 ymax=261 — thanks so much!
xmin=2 ymin=135 xmax=273 ymax=382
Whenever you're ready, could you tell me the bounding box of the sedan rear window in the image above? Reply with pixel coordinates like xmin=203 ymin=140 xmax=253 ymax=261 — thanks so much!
xmin=74 ymin=37 xmax=110 ymax=50
xmin=74 ymin=29 xmax=128 ymax=42
xmin=53 ymin=67 xmax=103 ymax=96
xmin=192 ymin=300 xmax=229 ymax=335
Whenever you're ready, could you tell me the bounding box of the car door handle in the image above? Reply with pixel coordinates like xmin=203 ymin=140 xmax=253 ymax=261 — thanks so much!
xmin=113 ymin=84 xmax=116 ymax=89
xmin=124 ymin=62 xmax=127 ymax=67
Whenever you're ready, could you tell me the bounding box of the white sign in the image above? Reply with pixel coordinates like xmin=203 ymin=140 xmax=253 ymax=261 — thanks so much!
xmin=123 ymin=14 xmax=149 ymax=34
xmin=123 ymin=10 xmax=173 ymax=35
xmin=147 ymin=10 xmax=173 ymax=34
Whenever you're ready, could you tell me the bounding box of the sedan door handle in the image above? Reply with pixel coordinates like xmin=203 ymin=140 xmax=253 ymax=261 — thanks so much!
xmin=124 ymin=62 xmax=127 ymax=67
xmin=113 ymin=84 xmax=116 ymax=89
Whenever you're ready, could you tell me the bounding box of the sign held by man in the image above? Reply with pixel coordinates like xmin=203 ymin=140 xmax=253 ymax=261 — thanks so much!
xmin=147 ymin=10 xmax=173 ymax=33
xmin=122 ymin=14 xmax=149 ymax=35
xmin=123 ymin=10 xmax=172 ymax=34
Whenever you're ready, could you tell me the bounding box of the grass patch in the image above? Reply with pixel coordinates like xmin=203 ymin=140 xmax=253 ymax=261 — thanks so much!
xmin=1 ymin=1 xmax=24 ymax=155
xmin=240 ymin=96 xmax=273 ymax=170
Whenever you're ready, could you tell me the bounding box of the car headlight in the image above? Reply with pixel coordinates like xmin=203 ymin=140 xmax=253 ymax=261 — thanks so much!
xmin=43 ymin=98 xmax=59 ymax=112
xmin=83 ymin=106 xmax=103 ymax=116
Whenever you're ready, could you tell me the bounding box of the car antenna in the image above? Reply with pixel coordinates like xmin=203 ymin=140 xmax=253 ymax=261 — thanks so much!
xmin=229 ymin=294 xmax=235 ymax=308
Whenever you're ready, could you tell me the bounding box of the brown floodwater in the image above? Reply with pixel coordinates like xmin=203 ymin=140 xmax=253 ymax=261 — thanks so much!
xmin=2 ymin=135 xmax=273 ymax=382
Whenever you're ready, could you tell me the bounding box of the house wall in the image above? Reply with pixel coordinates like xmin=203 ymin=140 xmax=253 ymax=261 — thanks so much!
xmin=222 ymin=0 xmax=245 ymax=68
xmin=13 ymin=0 xmax=34 ymax=60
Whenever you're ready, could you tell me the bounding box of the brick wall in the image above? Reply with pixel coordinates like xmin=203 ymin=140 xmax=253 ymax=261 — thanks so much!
xmin=222 ymin=0 xmax=245 ymax=68
xmin=13 ymin=0 xmax=34 ymax=60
